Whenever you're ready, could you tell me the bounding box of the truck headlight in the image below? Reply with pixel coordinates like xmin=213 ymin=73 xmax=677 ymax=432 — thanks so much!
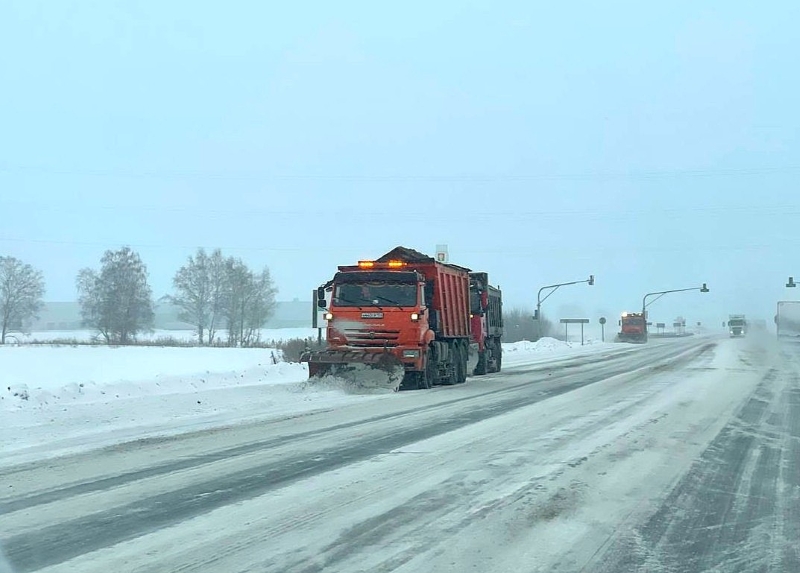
xmin=403 ymin=349 xmax=420 ymax=358
xmin=410 ymin=313 xmax=419 ymax=321
xmin=324 ymin=312 xmax=334 ymax=321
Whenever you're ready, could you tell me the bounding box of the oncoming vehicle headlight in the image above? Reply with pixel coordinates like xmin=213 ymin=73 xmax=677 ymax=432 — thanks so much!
xmin=324 ymin=312 xmax=334 ymax=321
xmin=403 ymin=349 xmax=420 ymax=358
xmin=410 ymin=312 xmax=420 ymax=321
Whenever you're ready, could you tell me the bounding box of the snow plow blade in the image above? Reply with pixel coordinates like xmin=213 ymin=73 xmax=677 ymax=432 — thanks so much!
xmin=301 ymin=349 xmax=406 ymax=393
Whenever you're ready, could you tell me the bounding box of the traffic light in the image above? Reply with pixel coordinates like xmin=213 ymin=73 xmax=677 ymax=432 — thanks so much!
xmin=588 ymin=274 xmax=594 ymax=286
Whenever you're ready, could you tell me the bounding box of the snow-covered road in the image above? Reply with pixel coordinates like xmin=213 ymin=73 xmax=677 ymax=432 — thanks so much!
xmin=2 ymin=335 xmax=797 ymax=572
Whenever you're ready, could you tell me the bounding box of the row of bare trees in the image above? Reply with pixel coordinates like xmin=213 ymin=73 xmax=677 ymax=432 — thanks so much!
xmin=502 ymin=307 xmax=556 ymax=342
xmin=164 ymin=248 xmax=277 ymax=346
xmin=0 ymin=255 xmax=556 ymax=346
xmin=0 ymin=248 xmax=277 ymax=346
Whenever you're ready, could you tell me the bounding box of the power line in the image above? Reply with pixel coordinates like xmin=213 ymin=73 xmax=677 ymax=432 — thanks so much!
xmin=0 ymin=236 xmax=788 ymax=254
xmin=1 ymin=163 xmax=799 ymax=181
xmin=2 ymin=201 xmax=800 ymax=219
xmin=0 ymin=237 xmax=321 ymax=252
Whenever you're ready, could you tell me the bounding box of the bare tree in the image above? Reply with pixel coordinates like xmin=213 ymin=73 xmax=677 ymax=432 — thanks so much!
xmin=222 ymin=257 xmax=278 ymax=347
xmin=77 ymin=247 xmax=154 ymax=344
xmin=503 ymin=307 xmax=556 ymax=342
xmin=241 ymin=267 xmax=278 ymax=346
xmin=168 ymin=248 xmax=212 ymax=344
xmin=206 ymin=249 xmax=227 ymax=345
xmin=222 ymin=258 xmax=252 ymax=347
xmin=0 ymin=256 xmax=45 ymax=344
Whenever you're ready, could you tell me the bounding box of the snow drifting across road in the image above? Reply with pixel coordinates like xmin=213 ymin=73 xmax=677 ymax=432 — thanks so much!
xmin=1 ymin=338 xmax=748 ymax=573
xmin=0 ymin=345 xmax=379 ymax=465
xmin=1 ymin=337 xmax=618 ymax=465
xmin=502 ymin=336 xmax=612 ymax=367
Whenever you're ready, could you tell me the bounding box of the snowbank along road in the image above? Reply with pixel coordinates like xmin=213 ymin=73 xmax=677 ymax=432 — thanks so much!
xmin=1 ymin=334 xmax=797 ymax=572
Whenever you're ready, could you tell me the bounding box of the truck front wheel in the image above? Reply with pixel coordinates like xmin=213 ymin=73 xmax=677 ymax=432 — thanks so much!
xmin=456 ymin=342 xmax=468 ymax=383
xmin=474 ymin=350 xmax=487 ymax=375
xmin=418 ymin=349 xmax=435 ymax=389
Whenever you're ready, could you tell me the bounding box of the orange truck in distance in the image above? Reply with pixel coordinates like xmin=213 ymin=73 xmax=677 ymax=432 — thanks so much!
xmin=616 ymin=311 xmax=648 ymax=343
xmin=302 ymin=246 xmax=500 ymax=390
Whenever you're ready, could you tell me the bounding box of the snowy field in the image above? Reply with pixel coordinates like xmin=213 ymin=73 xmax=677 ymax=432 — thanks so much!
xmin=1 ymin=336 xmax=617 ymax=465
xmin=4 ymin=327 xmax=320 ymax=345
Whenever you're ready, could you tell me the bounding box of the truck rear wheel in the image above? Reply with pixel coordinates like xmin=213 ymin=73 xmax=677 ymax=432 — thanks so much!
xmin=442 ymin=342 xmax=458 ymax=385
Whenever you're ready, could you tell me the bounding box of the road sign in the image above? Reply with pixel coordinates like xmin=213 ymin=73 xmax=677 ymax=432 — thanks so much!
xmin=436 ymin=244 xmax=449 ymax=263
xmin=560 ymin=318 xmax=590 ymax=345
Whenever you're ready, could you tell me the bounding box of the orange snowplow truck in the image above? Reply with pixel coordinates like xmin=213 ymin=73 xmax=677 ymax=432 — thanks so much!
xmin=469 ymin=272 xmax=503 ymax=375
xmin=616 ymin=311 xmax=647 ymax=343
xmin=302 ymin=246 xmax=472 ymax=390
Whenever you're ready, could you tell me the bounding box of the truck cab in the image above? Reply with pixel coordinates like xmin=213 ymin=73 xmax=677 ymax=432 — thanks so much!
xmin=469 ymin=272 xmax=503 ymax=375
xmin=728 ymin=314 xmax=746 ymax=337
xmin=323 ymin=266 xmax=430 ymax=371
xmin=617 ymin=311 xmax=647 ymax=343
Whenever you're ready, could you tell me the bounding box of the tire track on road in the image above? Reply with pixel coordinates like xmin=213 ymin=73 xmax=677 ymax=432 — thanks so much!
xmin=592 ymin=352 xmax=800 ymax=572
xmin=3 ymin=342 xmax=712 ymax=573
xmin=0 ymin=341 xmax=687 ymax=515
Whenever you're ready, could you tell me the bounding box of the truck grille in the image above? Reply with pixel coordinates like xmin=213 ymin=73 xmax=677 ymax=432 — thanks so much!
xmin=343 ymin=329 xmax=401 ymax=348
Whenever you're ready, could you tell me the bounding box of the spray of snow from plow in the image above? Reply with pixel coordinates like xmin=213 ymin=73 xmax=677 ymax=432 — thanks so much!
xmin=303 ymin=363 xmax=405 ymax=394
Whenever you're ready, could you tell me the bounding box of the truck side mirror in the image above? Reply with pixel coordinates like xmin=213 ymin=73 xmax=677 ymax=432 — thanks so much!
xmin=317 ymin=286 xmax=327 ymax=308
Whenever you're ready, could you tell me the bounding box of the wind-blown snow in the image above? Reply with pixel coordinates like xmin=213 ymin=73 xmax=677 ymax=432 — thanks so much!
xmin=502 ymin=337 xmax=613 ymax=366
xmin=1 ymin=335 xmax=619 ymax=465
xmin=0 ymin=345 xmax=369 ymax=465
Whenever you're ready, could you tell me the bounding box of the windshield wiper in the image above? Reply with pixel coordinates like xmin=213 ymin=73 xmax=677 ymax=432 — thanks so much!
xmin=373 ymin=295 xmax=406 ymax=308
xmin=336 ymin=295 xmax=364 ymax=310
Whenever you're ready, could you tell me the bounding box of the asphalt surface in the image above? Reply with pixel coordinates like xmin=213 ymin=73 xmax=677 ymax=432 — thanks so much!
xmin=592 ymin=342 xmax=800 ymax=572
xmin=4 ymin=336 xmax=791 ymax=572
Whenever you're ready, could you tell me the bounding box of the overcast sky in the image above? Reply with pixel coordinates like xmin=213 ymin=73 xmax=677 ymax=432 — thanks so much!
xmin=2 ymin=1 xmax=799 ymax=327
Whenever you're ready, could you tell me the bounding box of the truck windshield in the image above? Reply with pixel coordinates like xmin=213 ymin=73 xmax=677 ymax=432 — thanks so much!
xmin=334 ymin=283 xmax=418 ymax=308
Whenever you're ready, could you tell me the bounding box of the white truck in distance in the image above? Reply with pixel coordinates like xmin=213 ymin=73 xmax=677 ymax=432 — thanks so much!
xmin=776 ymin=302 xmax=800 ymax=340
xmin=727 ymin=314 xmax=746 ymax=337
